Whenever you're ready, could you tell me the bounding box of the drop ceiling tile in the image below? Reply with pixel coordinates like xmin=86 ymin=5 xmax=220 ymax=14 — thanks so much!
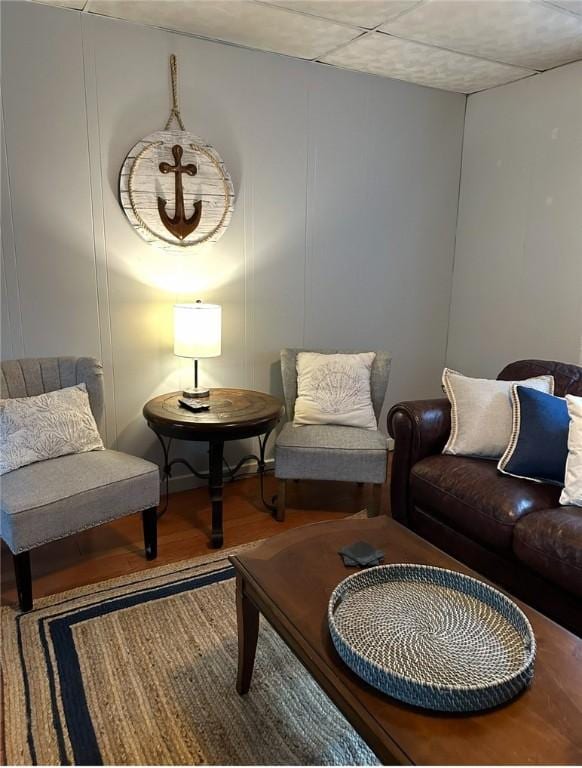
xmin=31 ymin=0 xmax=87 ymax=9
xmin=543 ymin=0 xmax=582 ymax=15
xmin=262 ymin=0 xmax=420 ymax=29
xmin=380 ymin=0 xmax=582 ymax=70
xmin=85 ymin=0 xmax=361 ymax=59
xmin=321 ymin=32 xmax=535 ymax=93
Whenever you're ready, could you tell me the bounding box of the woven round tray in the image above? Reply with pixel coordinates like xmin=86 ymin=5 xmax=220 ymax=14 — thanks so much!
xmin=328 ymin=564 xmax=535 ymax=712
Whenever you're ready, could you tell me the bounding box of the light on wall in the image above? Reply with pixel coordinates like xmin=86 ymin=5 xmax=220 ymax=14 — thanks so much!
xmin=174 ymin=300 xmax=222 ymax=398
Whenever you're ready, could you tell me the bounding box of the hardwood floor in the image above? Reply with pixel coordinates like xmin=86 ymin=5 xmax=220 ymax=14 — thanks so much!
xmin=0 ymin=473 xmax=389 ymax=607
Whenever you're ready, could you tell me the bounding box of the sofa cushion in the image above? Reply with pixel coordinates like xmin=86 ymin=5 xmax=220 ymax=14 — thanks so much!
xmin=275 ymin=422 xmax=387 ymax=483
xmin=442 ymin=368 xmax=554 ymax=459
xmin=498 ymin=386 xmax=569 ymax=486
xmin=0 ymin=450 xmax=159 ymax=553
xmin=561 ymin=395 xmax=582 ymax=507
xmin=514 ymin=507 xmax=582 ymax=598
xmin=411 ymin=455 xmax=561 ymax=552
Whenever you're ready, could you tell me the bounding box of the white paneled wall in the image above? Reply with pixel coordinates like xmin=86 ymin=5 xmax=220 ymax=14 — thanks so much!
xmin=1 ymin=1 xmax=465 ymax=477
xmin=2 ymin=5 xmax=101 ymax=362
xmin=447 ymin=61 xmax=582 ymax=376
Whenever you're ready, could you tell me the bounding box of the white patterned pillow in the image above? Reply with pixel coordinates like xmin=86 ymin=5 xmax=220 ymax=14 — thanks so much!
xmin=560 ymin=395 xmax=582 ymax=507
xmin=293 ymin=352 xmax=377 ymax=430
xmin=0 ymin=384 xmax=104 ymax=475
xmin=442 ymin=368 xmax=554 ymax=459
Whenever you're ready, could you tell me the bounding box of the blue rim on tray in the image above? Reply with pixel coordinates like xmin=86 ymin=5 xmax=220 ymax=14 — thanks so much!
xmin=328 ymin=564 xmax=536 ymax=712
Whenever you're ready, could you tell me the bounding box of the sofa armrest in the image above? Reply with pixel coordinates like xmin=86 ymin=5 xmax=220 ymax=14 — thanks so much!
xmin=387 ymin=399 xmax=451 ymax=525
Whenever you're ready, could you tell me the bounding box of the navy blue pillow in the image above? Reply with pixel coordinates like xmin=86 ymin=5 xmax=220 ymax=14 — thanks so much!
xmin=498 ymin=385 xmax=569 ymax=485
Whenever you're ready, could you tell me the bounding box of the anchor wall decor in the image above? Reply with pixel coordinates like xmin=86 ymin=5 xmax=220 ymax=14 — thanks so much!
xmin=118 ymin=55 xmax=234 ymax=251
xmin=157 ymin=144 xmax=202 ymax=240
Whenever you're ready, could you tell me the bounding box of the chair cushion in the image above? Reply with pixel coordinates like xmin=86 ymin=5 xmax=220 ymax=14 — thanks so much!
xmin=513 ymin=507 xmax=582 ymax=598
xmin=0 ymin=383 xmax=104 ymax=475
xmin=275 ymin=423 xmax=387 ymax=483
xmin=1 ymin=357 xmax=105 ymax=436
xmin=293 ymin=352 xmax=377 ymax=430
xmin=0 ymin=450 xmax=159 ymax=553
xmin=411 ymin=454 xmax=561 ymax=552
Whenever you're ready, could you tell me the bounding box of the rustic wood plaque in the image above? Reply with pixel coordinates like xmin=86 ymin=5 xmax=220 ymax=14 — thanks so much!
xmin=119 ymin=129 xmax=235 ymax=251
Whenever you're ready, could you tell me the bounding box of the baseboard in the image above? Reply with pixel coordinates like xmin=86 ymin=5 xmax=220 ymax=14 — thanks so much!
xmin=167 ymin=457 xmax=275 ymax=494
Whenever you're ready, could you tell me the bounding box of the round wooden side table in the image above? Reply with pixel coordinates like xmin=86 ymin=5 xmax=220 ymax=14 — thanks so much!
xmin=143 ymin=388 xmax=284 ymax=548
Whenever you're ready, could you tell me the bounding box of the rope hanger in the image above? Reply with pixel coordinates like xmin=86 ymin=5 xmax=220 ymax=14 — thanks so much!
xmin=121 ymin=52 xmax=234 ymax=248
xmin=165 ymin=54 xmax=185 ymax=131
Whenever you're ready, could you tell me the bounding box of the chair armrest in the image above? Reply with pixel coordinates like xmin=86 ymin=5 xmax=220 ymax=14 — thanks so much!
xmin=387 ymin=399 xmax=451 ymax=525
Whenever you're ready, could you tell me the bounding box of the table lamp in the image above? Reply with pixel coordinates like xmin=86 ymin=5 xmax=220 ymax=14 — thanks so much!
xmin=174 ymin=301 xmax=222 ymax=398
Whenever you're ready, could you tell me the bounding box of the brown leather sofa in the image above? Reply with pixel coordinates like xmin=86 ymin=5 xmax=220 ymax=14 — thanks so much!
xmin=387 ymin=360 xmax=582 ymax=637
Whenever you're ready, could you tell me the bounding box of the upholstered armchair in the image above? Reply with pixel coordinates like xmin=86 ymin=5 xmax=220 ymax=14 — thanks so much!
xmin=0 ymin=357 xmax=160 ymax=611
xmin=275 ymin=349 xmax=391 ymax=520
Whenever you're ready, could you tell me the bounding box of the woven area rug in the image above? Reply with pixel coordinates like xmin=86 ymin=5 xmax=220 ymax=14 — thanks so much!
xmin=1 ymin=540 xmax=379 ymax=766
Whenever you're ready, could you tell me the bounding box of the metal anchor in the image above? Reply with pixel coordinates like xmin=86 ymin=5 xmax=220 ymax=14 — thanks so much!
xmin=157 ymin=144 xmax=202 ymax=240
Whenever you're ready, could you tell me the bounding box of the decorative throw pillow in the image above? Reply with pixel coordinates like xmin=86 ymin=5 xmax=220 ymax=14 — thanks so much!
xmin=560 ymin=395 xmax=582 ymax=507
xmin=498 ymin=386 xmax=569 ymax=485
xmin=0 ymin=384 xmax=104 ymax=475
xmin=293 ymin=352 xmax=377 ymax=430
xmin=442 ymin=368 xmax=554 ymax=459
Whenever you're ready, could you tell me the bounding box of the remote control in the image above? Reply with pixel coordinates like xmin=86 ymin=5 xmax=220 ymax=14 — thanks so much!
xmin=178 ymin=397 xmax=210 ymax=413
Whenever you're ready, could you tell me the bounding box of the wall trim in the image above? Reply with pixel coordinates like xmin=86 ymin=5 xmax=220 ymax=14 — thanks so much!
xmin=81 ymin=13 xmax=118 ymax=447
xmin=0 ymin=106 xmax=25 ymax=358
xmin=443 ymin=93 xmax=468 ymax=370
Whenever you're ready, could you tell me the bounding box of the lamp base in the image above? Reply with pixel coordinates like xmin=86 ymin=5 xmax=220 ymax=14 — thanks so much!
xmin=183 ymin=386 xmax=210 ymax=398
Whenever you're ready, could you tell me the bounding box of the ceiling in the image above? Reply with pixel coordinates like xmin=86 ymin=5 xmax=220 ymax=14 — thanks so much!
xmin=34 ymin=0 xmax=582 ymax=93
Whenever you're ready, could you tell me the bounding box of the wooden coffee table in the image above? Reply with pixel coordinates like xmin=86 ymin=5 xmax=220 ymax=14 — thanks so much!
xmin=230 ymin=516 xmax=582 ymax=765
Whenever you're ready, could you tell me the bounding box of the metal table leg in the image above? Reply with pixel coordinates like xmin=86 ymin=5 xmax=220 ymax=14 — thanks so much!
xmin=152 ymin=428 xmax=276 ymax=544
xmin=257 ymin=429 xmax=277 ymax=514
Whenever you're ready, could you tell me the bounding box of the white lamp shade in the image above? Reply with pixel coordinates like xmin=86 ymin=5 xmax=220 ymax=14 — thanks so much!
xmin=174 ymin=303 xmax=222 ymax=358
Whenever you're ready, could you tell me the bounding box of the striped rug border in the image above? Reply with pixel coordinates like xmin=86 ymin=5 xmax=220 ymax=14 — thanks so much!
xmin=4 ymin=546 xmax=254 ymax=766
xmin=37 ymin=565 xmax=236 ymax=765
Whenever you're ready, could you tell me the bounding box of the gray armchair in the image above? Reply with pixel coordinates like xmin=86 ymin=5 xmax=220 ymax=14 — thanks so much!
xmin=275 ymin=349 xmax=391 ymax=520
xmin=0 ymin=357 xmax=160 ymax=611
